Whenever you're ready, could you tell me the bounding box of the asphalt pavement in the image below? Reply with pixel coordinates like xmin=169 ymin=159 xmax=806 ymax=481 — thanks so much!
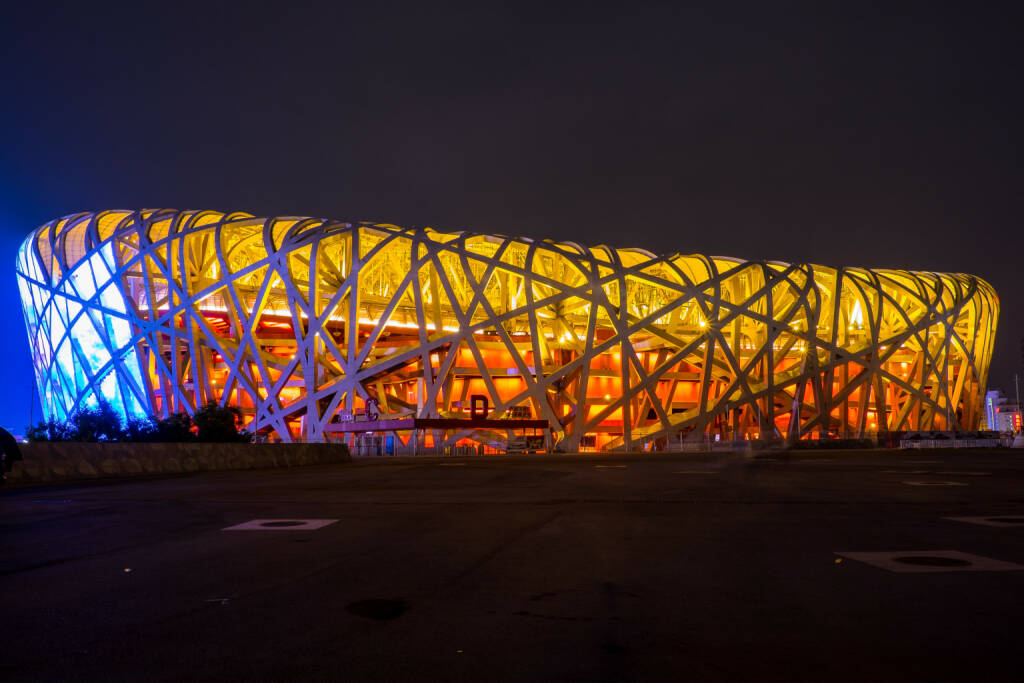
xmin=3 ymin=449 xmax=1024 ymax=682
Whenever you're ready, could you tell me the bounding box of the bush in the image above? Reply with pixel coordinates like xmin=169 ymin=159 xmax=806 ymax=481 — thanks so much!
xmin=154 ymin=413 xmax=196 ymax=442
xmin=27 ymin=402 xmax=252 ymax=443
xmin=26 ymin=418 xmax=74 ymax=442
xmin=122 ymin=416 xmax=157 ymax=442
xmin=114 ymin=413 xmax=201 ymax=443
xmin=28 ymin=403 xmax=124 ymax=442
xmin=68 ymin=402 xmax=125 ymax=442
xmin=193 ymin=403 xmax=252 ymax=443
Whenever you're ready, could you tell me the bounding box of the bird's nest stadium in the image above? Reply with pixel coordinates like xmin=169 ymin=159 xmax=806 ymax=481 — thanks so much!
xmin=17 ymin=210 xmax=998 ymax=451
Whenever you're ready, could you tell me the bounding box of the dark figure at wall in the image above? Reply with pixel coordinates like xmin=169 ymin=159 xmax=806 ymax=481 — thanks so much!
xmin=0 ymin=427 xmax=23 ymax=485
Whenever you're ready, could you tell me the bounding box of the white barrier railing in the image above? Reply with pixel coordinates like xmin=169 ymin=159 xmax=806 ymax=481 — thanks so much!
xmin=350 ymin=443 xmax=504 ymax=456
xmin=899 ymin=438 xmax=1013 ymax=449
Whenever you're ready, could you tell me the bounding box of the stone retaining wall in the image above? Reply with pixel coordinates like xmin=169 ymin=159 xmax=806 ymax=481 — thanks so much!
xmin=6 ymin=442 xmax=351 ymax=486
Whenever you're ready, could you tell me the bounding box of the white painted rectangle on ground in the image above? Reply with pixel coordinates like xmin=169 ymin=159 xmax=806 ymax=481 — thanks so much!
xmin=835 ymin=550 xmax=1024 ymax=573
xmin=944 ymin=515 xmax=1024 ymax=527
xmin=222 ymin=519 xmax=339 ymax=531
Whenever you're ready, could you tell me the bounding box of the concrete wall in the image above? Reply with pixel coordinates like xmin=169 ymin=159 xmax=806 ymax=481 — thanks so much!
xmin=6 ymin=442 xmax=351 ymax=485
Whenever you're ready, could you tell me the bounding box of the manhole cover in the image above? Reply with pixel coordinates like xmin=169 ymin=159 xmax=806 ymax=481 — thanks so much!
xmin=346 ymin=599 xmax=408 ymax=620
xmin=835 ymin=550 xmax=1024 ymax=572
xmin=222 ymin=519 xmax=339 ymax=531
xmin=893 ymin=555 xmax=972 ymax=567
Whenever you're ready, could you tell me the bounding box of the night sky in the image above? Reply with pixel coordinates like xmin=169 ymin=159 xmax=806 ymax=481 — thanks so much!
xmin=1 ymin=2 xmax=1021 ymax=434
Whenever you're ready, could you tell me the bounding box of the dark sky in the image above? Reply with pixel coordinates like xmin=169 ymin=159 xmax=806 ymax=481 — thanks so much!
xmin=1 ymin=1 xmax=1021 ymax=433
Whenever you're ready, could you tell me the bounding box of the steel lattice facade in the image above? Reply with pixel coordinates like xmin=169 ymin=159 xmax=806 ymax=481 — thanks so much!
xmin=17 ymin=210 xmax=998 ymax=449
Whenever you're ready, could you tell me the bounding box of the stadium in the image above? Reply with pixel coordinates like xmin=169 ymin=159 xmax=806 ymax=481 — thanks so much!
xmin=16 ymin=210 xmax=998 ymax=451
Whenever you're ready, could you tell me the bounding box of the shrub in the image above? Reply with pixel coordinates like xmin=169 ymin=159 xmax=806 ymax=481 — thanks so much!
xmin=66 ymin=402 xmax=125 ymax=442
xmin=26 ymin=418 xmax=74 ymax=442
xmin=121 ymin=413 xmax=197 ymax=442
xmin=27 ymin=403 xmax=252 ymax=443
xmin=193 ymin=403 xmax=252 ymax=443
xmin=153 ymin=413 xmax=196 ymax=442
xmin=122 ymin=416 xmax=157 ymax=442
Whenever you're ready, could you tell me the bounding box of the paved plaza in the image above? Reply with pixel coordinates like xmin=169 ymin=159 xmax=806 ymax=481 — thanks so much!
xmin=4 ymin=449 xmax=1024 ymax=681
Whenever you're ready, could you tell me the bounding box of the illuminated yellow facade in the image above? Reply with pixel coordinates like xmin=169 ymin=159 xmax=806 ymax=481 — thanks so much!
xmin=17 ymin=210 xmax=998 ymax=449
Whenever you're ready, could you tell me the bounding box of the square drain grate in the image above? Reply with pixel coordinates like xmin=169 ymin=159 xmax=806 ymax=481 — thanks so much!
xmin=222 ymin=519 xmax=339 ymax=531
xmin=834 ymin=550 xmax=1024 ymax=573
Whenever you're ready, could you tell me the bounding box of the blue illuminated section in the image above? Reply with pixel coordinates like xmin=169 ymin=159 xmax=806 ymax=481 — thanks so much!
xmin=16 ymin=234 xmax=149 ymax=423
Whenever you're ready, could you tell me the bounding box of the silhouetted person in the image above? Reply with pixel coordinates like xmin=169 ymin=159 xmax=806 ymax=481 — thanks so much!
xmin=0 ymin=427 xmax=23 ymax=485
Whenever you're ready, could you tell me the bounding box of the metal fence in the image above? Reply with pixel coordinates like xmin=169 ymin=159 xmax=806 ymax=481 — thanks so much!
xmin=349 ymin=442 xmax=508 ymax=457
xmin=899 ymin=438 xmax=1013 ymax=449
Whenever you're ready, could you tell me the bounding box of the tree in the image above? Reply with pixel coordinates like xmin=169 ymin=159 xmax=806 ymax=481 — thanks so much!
xmin=192 ymin=402 xmax=252 ymax=443
xmin=67 ymin=402 xmax=124 ymax=442
xmin=152 ymin=413 xmax=196 ymax=442
xmin=123 ymin=413 xmax=197 ymax=442
xmin=123 ymin=416 xmax=156 ymax=442
xmin=26 ymin=418 xmax=73 ymax=442
xmin=26 ymin=403 xmax=251 ymax=443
